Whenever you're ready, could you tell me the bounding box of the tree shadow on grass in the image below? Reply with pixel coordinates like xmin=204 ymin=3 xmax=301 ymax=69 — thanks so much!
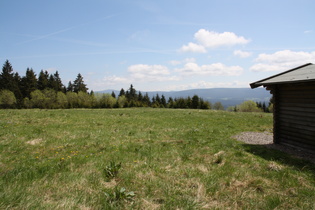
xmin=241 ymin=143 xmax=315 ymax=176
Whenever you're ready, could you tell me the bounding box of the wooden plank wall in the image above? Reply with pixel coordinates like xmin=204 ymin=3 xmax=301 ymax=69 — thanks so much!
xmin=276 ymin=82 xmax=315 ymax=151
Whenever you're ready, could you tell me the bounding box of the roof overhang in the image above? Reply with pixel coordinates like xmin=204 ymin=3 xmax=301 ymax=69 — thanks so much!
xmin=250 ymin=63 xmax=315 ymax=89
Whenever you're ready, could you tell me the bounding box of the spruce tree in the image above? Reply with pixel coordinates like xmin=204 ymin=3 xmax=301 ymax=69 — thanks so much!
xmin=119 ymin=88 xmax=125 ymax=97
xmin=161 ymin=95 xmax=167 ymax=108
xmin=67 ymin=81 xmax=74 ymax=92
xmin=48 ymin=74 xmax=56 ymax=90
xmin=0 ymin=60 xmax=16 ymax=91
xmin=37 ymin=70 xmax=49 ymax=90
xmin=53 ymin=71 xmax=63 ymax=92
xmin=128 ymin=84 xmax=136 ymax=101
xmin=73 ymin=73 xmax=88 ymax=93
xmin=191 ymin=95 xmax=199 ymax=109
xmin=13 ymin=72 xmax=23 ymax=103
xmin=143 ymin=93 xmax=151 ymax=106
xmin=111 ymin=91 xmax=116 ymax=98
xmin=186 ymin=96 xmax=192 ymax=108
xmin=137 ymin=91 xmax=143 ymax=105
xmin=155 ymin=94 xmax=161 ymax=104
xmin=21 ymin=68 xmax=37 ymax=98
xmin=168 ymin=97 xmax=174 ymax=108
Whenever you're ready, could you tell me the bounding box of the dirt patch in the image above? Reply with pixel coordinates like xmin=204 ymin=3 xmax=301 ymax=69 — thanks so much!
xmin=233 ymin=132 xmax=315 ymax=164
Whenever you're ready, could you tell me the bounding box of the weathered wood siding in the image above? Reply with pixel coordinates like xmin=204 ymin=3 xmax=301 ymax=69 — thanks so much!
xmin=271 ymin=82 xmax=315 ymax=151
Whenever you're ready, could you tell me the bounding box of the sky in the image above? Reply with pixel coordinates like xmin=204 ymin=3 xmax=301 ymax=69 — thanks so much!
xmin=1 ymin=0 xmax=315 ymax=92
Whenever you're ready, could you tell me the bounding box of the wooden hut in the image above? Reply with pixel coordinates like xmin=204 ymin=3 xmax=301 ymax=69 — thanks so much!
xmin=250 ymin=63 xmax=315 ymax=151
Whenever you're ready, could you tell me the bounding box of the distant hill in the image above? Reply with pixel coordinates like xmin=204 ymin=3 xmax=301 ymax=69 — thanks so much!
xmin=96 ymin=88 xmax=271 ymax=108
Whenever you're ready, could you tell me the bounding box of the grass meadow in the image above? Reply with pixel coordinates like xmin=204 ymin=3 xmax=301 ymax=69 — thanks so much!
xmin=0 ymin=109 xmax=314 ymax=209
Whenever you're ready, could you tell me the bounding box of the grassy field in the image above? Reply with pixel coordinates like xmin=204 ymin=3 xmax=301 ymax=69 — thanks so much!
xmin=0 ymin=108 xmax=314 ymax=209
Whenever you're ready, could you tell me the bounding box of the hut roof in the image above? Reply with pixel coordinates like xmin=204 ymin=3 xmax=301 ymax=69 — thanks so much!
xmin=250 ymin=63 xmax=315 ymax=88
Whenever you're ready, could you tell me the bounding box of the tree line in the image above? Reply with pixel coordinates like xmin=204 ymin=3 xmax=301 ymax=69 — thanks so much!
xmin=0 ymin=60 xmax=214 ymax=109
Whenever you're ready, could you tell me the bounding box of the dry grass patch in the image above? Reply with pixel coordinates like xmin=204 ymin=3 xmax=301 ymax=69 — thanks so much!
xmin=26 ymin=138 xmax=43 ymax=145
xmin=267 ymin=161 xmax=283 ymax=171
xmin=141 ymin=198 xmax=161 ymax=210
xmin=102 ymin=179 xmax=118 ymax=189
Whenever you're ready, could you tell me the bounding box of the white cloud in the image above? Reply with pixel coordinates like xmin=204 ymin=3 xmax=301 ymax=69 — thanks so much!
xmin=175 ymin=62 xmax=243 ymax=76
xmin=194 ymin=29 xmax=250 ymax=48
xmin=179 ymin=29 xmax=250 ymax=53
xmin=233 ymin=50 xmax=252 ymax=58
xmin=179 ymin=42 xmax=207 ymax=53
xmin=127 ymin=64 xmax=180 ymax=82
xmin=250 ymin=50 xmax=315 ymax=72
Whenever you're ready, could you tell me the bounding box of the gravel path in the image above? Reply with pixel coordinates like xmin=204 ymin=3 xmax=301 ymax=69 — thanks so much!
xmin=233 ymin=132 xmax=315 ymax=164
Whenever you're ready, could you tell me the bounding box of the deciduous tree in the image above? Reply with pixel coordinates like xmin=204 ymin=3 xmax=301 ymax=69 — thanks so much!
xmin=0 ymin=89 xmax=16 ymax=108
xmin=237 ymin=100 xmax=262 ymax=112
xmin=213 ymin=102 xmax=224 ymax=110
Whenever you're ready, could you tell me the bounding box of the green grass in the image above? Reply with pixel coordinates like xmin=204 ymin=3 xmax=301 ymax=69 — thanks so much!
xmin=0 ymin=108 xmax=314 ymax=209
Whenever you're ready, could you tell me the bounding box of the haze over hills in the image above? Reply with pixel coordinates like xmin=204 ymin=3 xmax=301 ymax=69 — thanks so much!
xmin=96 ymin=88 xmax=271 ymax=108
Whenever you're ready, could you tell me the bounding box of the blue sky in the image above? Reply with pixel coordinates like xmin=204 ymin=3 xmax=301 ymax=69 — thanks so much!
xmin=1 ymin=0 xmax=315 ymax=91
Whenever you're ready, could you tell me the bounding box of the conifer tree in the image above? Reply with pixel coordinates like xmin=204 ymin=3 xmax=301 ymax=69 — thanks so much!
xmin=48 ymin=74 xmax=56 ymax=90
xmin=155 ymin=94 xmax=161 ymax=104
xmin=119 ymin=88 xmax=125 ymax=97
xmin=186 ymin=96 xmax=192 ymax=108
xmin=0 ymin=60 xmax=16 ymax=91
xmin=52 ymin=71 xmax=63 ymax=92
xmin=111 ymin=91 xmax=116 ymax=98
xmin=138 ymin=91 xmax=143 ymax=102
xmin=128 ymin=84 xmax=136 ymax=101
xmin=73 ymin=73 xmax=88 ymax=93
xmin=143 ymin=93 xmax=151 ymax=106
xmin=67 ymin=81 xmax=74 ymax=92
xmin=151 ymin=96 xmax=156 ymax=104
xmin=191 ymin=95 xmax=199 ymax=109
xmin=168 ymin=97 xmax=174 ymax=108
xmin=21 ymin=68 xmax=37 ymax=98
xmin=161 ymin=95 xmax=167 ymax=108
xmin=13 ymin=72 xmax=23 ymax=103
xmin=37 ymin=70 xmax=49 ymax=90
